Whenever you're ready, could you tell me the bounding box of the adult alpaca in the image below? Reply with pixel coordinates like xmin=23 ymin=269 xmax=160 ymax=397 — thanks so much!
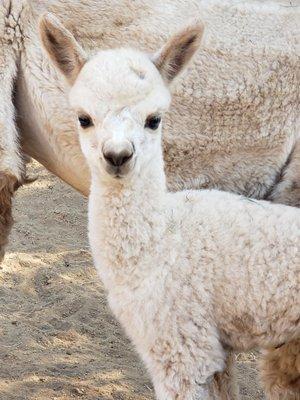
xmin=41 ymin=12 xmax=298 ymax=399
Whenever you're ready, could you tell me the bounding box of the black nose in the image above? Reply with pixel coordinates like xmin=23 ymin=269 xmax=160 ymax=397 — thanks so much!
xmin=103 ymin=149 xmax=133 ymax=167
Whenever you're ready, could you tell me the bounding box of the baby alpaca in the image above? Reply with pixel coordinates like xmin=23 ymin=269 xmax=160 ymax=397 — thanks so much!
xmin=40 ymin=15 xmax=300 ymax=400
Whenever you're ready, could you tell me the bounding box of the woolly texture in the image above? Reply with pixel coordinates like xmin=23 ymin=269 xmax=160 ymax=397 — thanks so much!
xmin=12 ymin=0 xmax=300 ymax=200
xmin=89 ymin=181 xmax=300 ymax=399
xmin=0 ymin=0 xmax=26 ymax=261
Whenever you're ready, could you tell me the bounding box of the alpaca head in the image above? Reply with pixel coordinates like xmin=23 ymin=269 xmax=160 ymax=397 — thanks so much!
xmin=39 ymin=14 xmax=204 ymax=182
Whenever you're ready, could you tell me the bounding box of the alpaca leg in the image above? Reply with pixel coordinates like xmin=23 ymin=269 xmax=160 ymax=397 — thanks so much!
xmin=153 ymin=379 xmax=216 ymax=400
xmin=0 ymin=3 xmax=24 ymax=261
xmin=148 ymin=338 xmax=226 ymax=400
xmin=259 ymin=339 xmax=300 ymax=400
xmin=209 ymin=353 xmax=239 ymax=400
xmin=0 ymin=172 xmax=19 ymax=261
xmin=267 ymin=139 xmax=300 ymax=208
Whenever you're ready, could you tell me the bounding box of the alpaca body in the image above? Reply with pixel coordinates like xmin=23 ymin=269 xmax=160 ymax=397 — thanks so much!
xmin=88 ymin=158 xmax=300 ymax=399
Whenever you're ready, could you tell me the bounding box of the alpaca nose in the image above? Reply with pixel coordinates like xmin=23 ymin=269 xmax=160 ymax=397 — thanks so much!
xmin=103 ymin=148 xmax=133 ymax=167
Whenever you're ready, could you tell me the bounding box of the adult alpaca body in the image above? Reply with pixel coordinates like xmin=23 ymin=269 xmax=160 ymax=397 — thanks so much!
xmin=40 ymin=15 xmax=300 ymax=399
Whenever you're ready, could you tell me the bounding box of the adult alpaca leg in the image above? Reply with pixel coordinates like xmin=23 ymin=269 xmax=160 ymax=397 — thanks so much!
xmin=259 ymin=339 xmax=300 ymax=400
xmin=267 ymin=140 xmax=300 ymax=208
xmin=263 ymin=142 xmax=300 ymax=400
xmin=0 ymin=1 xmax=24 ymax=261
xmin=209 ymin=354 xmax=239 ymax=400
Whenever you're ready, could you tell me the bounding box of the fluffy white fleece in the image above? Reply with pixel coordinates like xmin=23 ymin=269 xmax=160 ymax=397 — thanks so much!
xmin=88 ymin=132 xmax=299 ymax=400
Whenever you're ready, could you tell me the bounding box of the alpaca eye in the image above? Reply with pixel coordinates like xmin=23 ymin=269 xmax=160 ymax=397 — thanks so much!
xmin=145 ymin=115 xmax=161 ymax=130
xmin=78 ymin=115 xmax=93 ymax=128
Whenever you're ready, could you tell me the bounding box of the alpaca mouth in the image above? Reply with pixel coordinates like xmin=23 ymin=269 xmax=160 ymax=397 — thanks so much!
xmin=105 ymin=164 xmax=132 ymax=179
xmin=105 ymin=157 xmax=136 ymax=179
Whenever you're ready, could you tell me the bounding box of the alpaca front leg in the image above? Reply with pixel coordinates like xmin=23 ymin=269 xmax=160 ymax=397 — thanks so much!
xmin=146 ymin=326 xmax=226 ymax=400
xmin=259 ymin=340 xmax=300 ymax=400
xmin=267 ymin=139 xmax=300 ymax=208
xmin=207 ymin=353 xmax=239 ymax=400
xmin=153 ymin=378 xmax=215 ymax=400
xmin=149 ymin=356 xmax=225 ymax=400
xmin=0 ymin=3 xmax=24 ymax=261
xmin=0 ymin=54 xmax=22 ymax=261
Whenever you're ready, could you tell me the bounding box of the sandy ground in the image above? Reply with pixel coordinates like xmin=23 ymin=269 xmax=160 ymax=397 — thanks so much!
xmin=0 ymin=161 xmax=265 ymax=400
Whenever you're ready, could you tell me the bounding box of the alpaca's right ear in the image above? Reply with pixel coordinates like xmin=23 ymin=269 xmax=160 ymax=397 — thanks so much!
xmin=39 ymin=13 xmax=87 ymax=85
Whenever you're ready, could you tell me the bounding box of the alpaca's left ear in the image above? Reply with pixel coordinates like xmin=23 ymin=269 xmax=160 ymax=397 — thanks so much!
xmin=152 ymin=22 xmax=204 ymax=83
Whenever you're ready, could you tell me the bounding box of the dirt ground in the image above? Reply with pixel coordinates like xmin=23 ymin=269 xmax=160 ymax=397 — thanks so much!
xmin=0 ymin=161 xmax=265 ymax=400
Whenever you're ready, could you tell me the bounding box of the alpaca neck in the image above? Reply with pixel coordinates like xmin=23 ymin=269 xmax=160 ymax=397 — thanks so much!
xmin=88 ymin=153 xmax=167 ymax=289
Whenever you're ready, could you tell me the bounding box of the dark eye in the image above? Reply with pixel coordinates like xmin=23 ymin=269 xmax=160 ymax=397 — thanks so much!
xmin=145 ymin=115 xmax=161 ymax=130
xmin=78 ymin=115 xmax=93 ymax=128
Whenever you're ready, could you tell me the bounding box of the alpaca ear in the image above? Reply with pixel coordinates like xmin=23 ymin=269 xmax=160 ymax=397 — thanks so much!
xmin=152 ymin=22 xmax=204 ymax=83
xmin=39 ymin=13 xmax=87 ymax=85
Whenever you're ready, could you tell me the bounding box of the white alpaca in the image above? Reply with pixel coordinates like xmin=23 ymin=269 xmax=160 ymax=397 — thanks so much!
xmin=40 ymin=14 xmax=300 ymax=400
